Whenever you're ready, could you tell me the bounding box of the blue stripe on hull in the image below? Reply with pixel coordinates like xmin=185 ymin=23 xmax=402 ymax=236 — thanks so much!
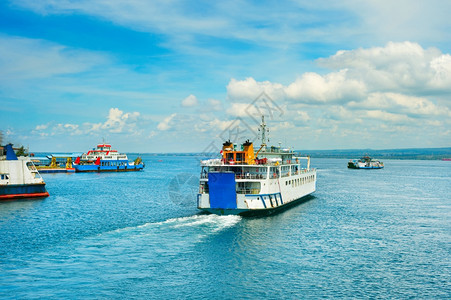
xmin=200 ymin=193 xmax=314 ymax=217
xmin=0 ymin=184 xmax=47 ymax=196
xmin=74 ymin=164 xmax=144 ymax=172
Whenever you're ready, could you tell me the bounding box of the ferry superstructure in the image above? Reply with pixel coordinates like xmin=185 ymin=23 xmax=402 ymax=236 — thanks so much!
xmin=73 ymin=143 xmax=144 ymax=172
xmin=197 ymin=116 xmax=316 ymax=216
xmin=0 ymin=144 xmax=49 ymax=200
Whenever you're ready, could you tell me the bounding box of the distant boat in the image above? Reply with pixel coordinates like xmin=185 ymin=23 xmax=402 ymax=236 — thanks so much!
xmin=442 ymin=158 xmax=451 ymax=161
xmin=0 ymin=144 xmax=49 ymax=200
xmin=73 ymin=143 xmax=144 ymax=172
xmin=348 ymin=156 xmax=384 ymax=169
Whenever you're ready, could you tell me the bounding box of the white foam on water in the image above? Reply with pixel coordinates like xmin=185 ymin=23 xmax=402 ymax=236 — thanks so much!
xmin=102 ymin=214 xmax=241 ymax=237
xmin=172 ymin=214 xmax=241 ymax=230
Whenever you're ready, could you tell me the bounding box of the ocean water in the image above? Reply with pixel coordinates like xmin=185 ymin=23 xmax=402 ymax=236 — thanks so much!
xmin=1 ymin=155 xmax=450 ymax=299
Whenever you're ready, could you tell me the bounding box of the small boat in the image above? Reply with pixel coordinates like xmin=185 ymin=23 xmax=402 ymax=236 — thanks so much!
xmin=197 ymin=116 xmax=316 ymax=216
xmin=0 ymin=144 xmax=49 ymax=200
xmin=348 ymin=156 xmax=384 ymax=169
xmin=73 ymin=143 xmax=144 ymax=172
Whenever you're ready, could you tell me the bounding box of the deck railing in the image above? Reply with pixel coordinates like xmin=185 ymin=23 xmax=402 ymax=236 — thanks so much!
xmin=236 ymin=188 xmax=260 ymax=194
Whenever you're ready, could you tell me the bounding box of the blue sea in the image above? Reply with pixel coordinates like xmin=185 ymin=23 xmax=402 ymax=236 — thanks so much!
xmin=1 ymin=155 xmax=450 ymax=299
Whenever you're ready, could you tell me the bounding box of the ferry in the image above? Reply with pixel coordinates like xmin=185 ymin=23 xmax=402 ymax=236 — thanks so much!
xmin=348 ymin=156 xmax=384 ymax=169
xmin=73 ymin=143 xmax=144 ymax=172
xmin=197 ymin=116 xmax=316 ymax=216
xmin=0 ymin=144 xmax=49 ymax=200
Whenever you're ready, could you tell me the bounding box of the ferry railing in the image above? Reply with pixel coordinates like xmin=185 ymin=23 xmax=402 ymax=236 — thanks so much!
xmin=200 ymin=173 xmax=268 ymax=180
xmin=235 ymin=174 xmax=266 ymax=180
xmin=236 ymin=188 xmax=260 ymax=194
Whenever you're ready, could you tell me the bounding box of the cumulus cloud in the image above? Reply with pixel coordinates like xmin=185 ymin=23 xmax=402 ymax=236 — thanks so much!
xmin=227 ymin=42 xmax=451 ymax=125
xmin=97 ymin=108 xmax=140 ymax=133
xmin=157 ymin=113 xmax=177 ymax=131
xmin=285 ymin=70 xmax=366 ymax=103
xmin=228 ymin=42 xmax=451 ymax=107
xmin=227 ymin=78 xmax=285 ymax=102
xmin=227 ymin=71 xmax=367 ymax=105
xmin=181 ymin=94 xmax=198 ymax=107
xmin=317 ymin=41 xmax=451 ymax=93
xmin=226 ymin=103 xmax=258 ymax=117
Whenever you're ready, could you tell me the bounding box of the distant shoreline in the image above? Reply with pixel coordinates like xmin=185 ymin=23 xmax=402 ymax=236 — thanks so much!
xmin=296 ymin=147 xmax=451 ymax=160
xmin=30 ymin=147 xmax=451 ymax=161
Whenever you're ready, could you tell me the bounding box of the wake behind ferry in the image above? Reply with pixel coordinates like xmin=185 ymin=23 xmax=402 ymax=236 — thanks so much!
xmin=197 ymin=116 xmax=316 ymax=216
xmin=73 ymin=143 xmax=144 ymax=172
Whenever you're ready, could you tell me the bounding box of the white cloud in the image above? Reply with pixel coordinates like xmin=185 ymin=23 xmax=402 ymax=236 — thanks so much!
xmin=181 ymin=94 xmax=198 ymax=107
xmin=157 ymin=113 xmax=177 ymax=131
xmin=98 ymin=108 xmax=140 ymax=133
xmin=0 ymin=35 xmax=108 ymax=81
xmin=148 ymin=131 xmax=157 ymax=138
xmin=52 ymin=123 xmax=82 ymax=136
xmin=206 ymin=99 xmax=223 ymax=111
xmin=31 ymin=108 xmax=142 ymax=137
xmin=317 ymin=41 xmax=451 ymax=93
xmin=227 ymin=78 xmax=285 ymax=102
xmin=226 ymin=42 xmax=451 ymax=126
xmin=365 ymin=110 xmax=411 ymax=123
xmin=349 ymin=92 xmax=450 ymax=117
xmin=227 ymin=70 xmax=367 ymax=105
xmin=226 ymin=103 xmax=258 ymax=118
xmin=430 ymin=54 xmax=451 ymax=89
xmin=285 ymin=70 xmax=366 ymax=103
xmin=35 ymin=124 xmax=48 ymax=130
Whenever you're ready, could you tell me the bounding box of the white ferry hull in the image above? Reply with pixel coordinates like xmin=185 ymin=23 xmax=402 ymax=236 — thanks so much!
xmin=198 ymin=194 xmax=315 ymax=216
xmin=197 ymin=169 xmax=316 ymax=216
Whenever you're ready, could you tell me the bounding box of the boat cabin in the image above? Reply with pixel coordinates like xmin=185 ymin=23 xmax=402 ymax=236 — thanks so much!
xmin=221 ymin=140 xmax=255 ymax=165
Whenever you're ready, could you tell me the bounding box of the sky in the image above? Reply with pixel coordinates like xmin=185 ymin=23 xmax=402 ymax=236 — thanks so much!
xmin=1 ymin=0 xmax=450 ymax=153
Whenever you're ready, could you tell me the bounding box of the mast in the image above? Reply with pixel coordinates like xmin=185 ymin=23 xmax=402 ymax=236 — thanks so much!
xmin=258 ymin=115 xmax=269 ymax=151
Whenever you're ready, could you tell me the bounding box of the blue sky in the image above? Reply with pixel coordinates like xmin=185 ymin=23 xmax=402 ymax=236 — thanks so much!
xmin=1 ymin=0 xmax=450 ymax=153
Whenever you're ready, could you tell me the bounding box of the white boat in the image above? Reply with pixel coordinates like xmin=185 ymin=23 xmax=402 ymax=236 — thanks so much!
xmin=197 ymin=116 xmax=317 ymax=216
xmin=0 ymin=144 xmax=49 ymax=200
xmin=347 ymin=156 xmax=384 ymax=169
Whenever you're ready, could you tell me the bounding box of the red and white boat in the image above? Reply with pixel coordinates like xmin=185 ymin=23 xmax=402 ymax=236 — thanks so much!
xmin=73 ymin=143 xmax=144 ymax=172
